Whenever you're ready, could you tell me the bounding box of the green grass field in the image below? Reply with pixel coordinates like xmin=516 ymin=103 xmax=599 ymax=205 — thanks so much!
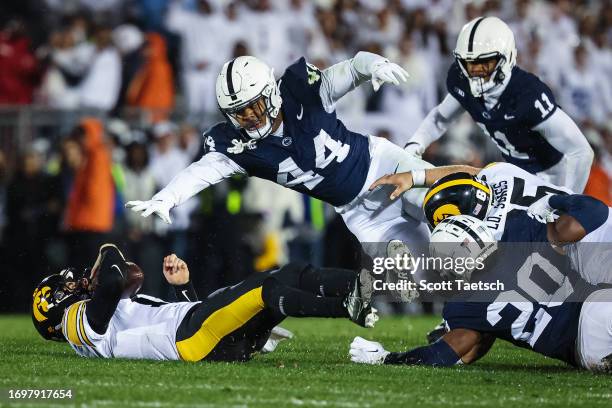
xmin=0 ymin=315 xmax=610 ymax=408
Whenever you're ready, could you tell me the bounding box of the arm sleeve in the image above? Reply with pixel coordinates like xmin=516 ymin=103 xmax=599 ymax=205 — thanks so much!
xmin=319 ymin=51 xmax=390 ymax=113
xmin=173 ymin=281 xmax=199 ymax=302
xmin=383 ymin=339 xmax=461 ymax=367
xmin=406 ymin=94 xmax=465 ymax=153
xmin=532 ymin=108 xmax=594 ymax=193
xmin=549 ymin=194 xmax=609 ymax=235
xmin=152 ymin=152 xmax=246 ymax=206
xmin=85 ymin=248 xmax=127 ymax=335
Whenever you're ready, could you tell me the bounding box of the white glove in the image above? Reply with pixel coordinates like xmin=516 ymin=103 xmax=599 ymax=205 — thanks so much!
xmin=527 ymin=194 xmax=558 ymax=224
xmin=125 ymin=199 xmax=173 ymax=224
xmin=371 ymin=61 xmax=409 ymax=92
xmin=349 ymin=336 xmax=389 ymax=365
xmin=404 ymin=142 xmax=423 ymax=158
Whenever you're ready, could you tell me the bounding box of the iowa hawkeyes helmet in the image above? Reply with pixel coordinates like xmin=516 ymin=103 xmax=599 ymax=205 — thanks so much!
xmin=423 ymin=172 xmax=492 ymax=229
xmin=32 ymin=268 xmax=91 ymax=341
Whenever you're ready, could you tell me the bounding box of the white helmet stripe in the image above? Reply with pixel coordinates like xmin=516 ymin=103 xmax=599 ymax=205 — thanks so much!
xmin=226 ymin=59 xmax=237 ymax=101
xmin=468 ymin=17 xmax=486 ymax=53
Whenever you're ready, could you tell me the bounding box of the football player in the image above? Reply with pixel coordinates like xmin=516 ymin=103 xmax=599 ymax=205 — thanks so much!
xmin=403 ymin=16 xmax=593 ymax=193
xmin=32 ymin=244 xmax=376 ymax=362
xmin=349 ymin=215 xmax=612 ymax=372
xmin=125 ymin=52 xmax=433 ymax=265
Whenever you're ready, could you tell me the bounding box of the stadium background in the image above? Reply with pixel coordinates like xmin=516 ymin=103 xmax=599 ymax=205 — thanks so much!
xmin=0 ymin=0 xmax=610 ymax=314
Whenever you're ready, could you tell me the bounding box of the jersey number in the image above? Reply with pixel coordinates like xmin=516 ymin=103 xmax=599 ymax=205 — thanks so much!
xmin=534 ymin=93 xmax=555 ymax=118
xmin=486 ymin=253 xmax=573 ymax=346
xmin=277 ymin=130 xmax=350 ymax=189
xmin=510 ymin=177 xmax=566 ymax=207
xmin=477 ymin=124 xmax=529 ymax=160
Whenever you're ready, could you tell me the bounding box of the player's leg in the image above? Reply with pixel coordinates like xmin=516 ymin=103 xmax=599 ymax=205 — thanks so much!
xmin=575 ymin=288 xmax=612 ymax=372
xmin=261 ymin=267 xmax=377 ymax=327
xmin=270 ymin=262 xmax=358 ymax=297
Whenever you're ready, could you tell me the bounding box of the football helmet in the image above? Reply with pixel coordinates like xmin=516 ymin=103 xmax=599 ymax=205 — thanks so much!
xmin=216 ymin=56 xmax=282 ymax=140
xmin=32 ymin=268 xmax=91 ymax=341
xmin=423 ymin=172 xmax=492 ymax=229
xmin=454 ymin=16 xmax=517 ymax=97
xmin=429 ymin=215 xmax=497 ymax=281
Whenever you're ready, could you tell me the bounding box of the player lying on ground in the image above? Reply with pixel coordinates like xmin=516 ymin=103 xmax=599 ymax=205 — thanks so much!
xmin=125 ymin=51 xmax=433 ymax=263
xmin=403 ymin=16 xmax=592 ymax=192
xmin=349 ymin=215 xmax=612 ymax=372
xmin=32 ymin=244 xmax=376 ymax=362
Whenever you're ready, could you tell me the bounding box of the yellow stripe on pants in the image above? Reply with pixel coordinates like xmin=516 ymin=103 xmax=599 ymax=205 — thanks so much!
xmin=176 ymin=287 xmax=265 ymax=362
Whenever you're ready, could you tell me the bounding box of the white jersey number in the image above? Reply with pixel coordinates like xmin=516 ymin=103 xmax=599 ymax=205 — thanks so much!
xmin=277 ymin=130 xmax=350 ymax=189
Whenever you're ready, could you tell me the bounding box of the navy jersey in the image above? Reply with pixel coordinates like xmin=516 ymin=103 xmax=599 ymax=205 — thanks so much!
xmin=203 ymin=58 xmax=371 ymax=207
xmin=447 ymin=64 xmax=562 ymax=173
xmin=443 ymin=210 xmax=596 ymax=366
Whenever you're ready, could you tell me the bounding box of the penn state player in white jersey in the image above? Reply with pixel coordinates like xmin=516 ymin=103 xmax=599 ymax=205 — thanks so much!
xmin=32 ymin=244 xmax=377 ymax=362
xmin=125 ymin=53 xmax=433 ymax=265
xmin=403 ymin=16 xmax=593 ymax=193
xmin=349 ymin=215 xmax=612 ymax=372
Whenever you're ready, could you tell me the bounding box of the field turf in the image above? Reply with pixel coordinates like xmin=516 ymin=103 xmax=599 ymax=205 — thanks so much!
xmin=0 ymin=314 xmax=610 ymax=407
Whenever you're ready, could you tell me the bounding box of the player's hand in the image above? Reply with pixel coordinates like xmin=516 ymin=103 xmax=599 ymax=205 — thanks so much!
xmin=349 ymin=336 xmax=389 ymax=364
xmin=163 ymin=254 xmax=190 ymax=285
xmin=371 ymin=61 xmax=409 ymax=92
xmin=369 ymin=172 xmax=414 ymax=200
xmin=527 ymin=194 xmax=558 ymax=223
xmin=125 ymin=199 xmax=173 ymax=224
xmin=404 ymin=142 xmax=423 ymax=158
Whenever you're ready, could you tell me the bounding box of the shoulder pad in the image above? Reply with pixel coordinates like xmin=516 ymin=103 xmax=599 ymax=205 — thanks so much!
xmin=281 ymin=57 xmax=323 ymax=106
xmin=511 ymin=68 xmax=557 ymax=127
xmin=203 ymin=122 xmax=236 ymax=154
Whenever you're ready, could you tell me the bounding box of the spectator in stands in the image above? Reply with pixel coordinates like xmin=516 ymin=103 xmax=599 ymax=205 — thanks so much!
xmin=77 ymin=25 xmax=121 ymax=111
xmin=125 ymin=33 xmax=175 ymax=122
xmin=0 ymin=18 xmax=40 ymax=104
xmin=5 ymin=147 xmax=62 ymax=311
xmin=64 ymin=118 xmax=115 ymax=270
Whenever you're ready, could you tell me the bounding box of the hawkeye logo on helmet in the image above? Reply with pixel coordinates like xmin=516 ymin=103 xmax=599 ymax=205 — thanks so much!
xmin=432 ymin=204 xmax=461 ymax=226
xmin=32 ymin=286 xmax=51 ymax=322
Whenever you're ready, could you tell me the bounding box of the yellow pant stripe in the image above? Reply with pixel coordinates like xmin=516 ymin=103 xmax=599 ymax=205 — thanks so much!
xmin=78 ymin=303 xmax=94 ymax=347
xmin=176 ymin=287 xmax=265 ymax=362
xmin=423 ymin=179 xmax=491 ymax=207
xmin=65 ymin=302 xmax=83 ymax=346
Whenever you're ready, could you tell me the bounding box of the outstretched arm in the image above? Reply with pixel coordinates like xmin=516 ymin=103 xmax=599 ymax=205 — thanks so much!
xmin=163 ymin=254 xmax=198 ymax=302
xmin=319 ymin=51 xmax=409 ymax=113
xmin=85 ymin=245 xmax=128 ymax=334
xmin=532 ymin=109 xmax=594 ymax=193
xmin=350 ymin=328 xmax=488 ymax=366
xmin=126 ymin=152 xmax=245 ymax=223
xmin=370 ymin=165 xmax=482 ymax=200
xmin=404 ymin=94 xmax=465 ymax=156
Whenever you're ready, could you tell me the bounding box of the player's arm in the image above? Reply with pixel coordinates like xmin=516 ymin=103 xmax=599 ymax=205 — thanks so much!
xmin=126 ymin=151 xmax=246 ymax=223
xmin=319 ymin=51 xmax=409 ymax=113
xmin=163 ymin=253 xmax=198 ymax=302
xmin=404 ymin=94 xmax=465 ymax=156
xmin=532 ymin=108 xmax=594 ymax=192
xmin=370 ymin=165 xmax=482 ymax=200
xmin=528 ymin=194 xmax=609 ymax=244
xmin=350 ymin=328 xmax=485 ymax=366
xmin=85 ymin=246 xmax=128 ymax=335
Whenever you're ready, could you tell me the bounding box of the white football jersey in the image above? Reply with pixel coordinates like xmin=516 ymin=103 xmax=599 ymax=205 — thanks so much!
xmin=61 ymin=295 xmax=197 ymax=360
xmin=478 ymin=162 xmax=571 ymax=239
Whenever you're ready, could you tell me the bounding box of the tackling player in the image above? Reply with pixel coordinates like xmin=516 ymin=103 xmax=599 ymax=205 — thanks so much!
xmin=32 ymin=244 xmax=376 ymax=362
xmin=126 ymin=52 xmax=433 ymax=264
xmin=349 ymin=215 xmax=612 ymax=372
xmin=404 ymin=16 xmax=593 ymax=192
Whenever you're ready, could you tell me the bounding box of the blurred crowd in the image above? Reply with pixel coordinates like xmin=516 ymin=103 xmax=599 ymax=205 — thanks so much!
xmin=0 ymin=0 xmax=610 ymax=311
